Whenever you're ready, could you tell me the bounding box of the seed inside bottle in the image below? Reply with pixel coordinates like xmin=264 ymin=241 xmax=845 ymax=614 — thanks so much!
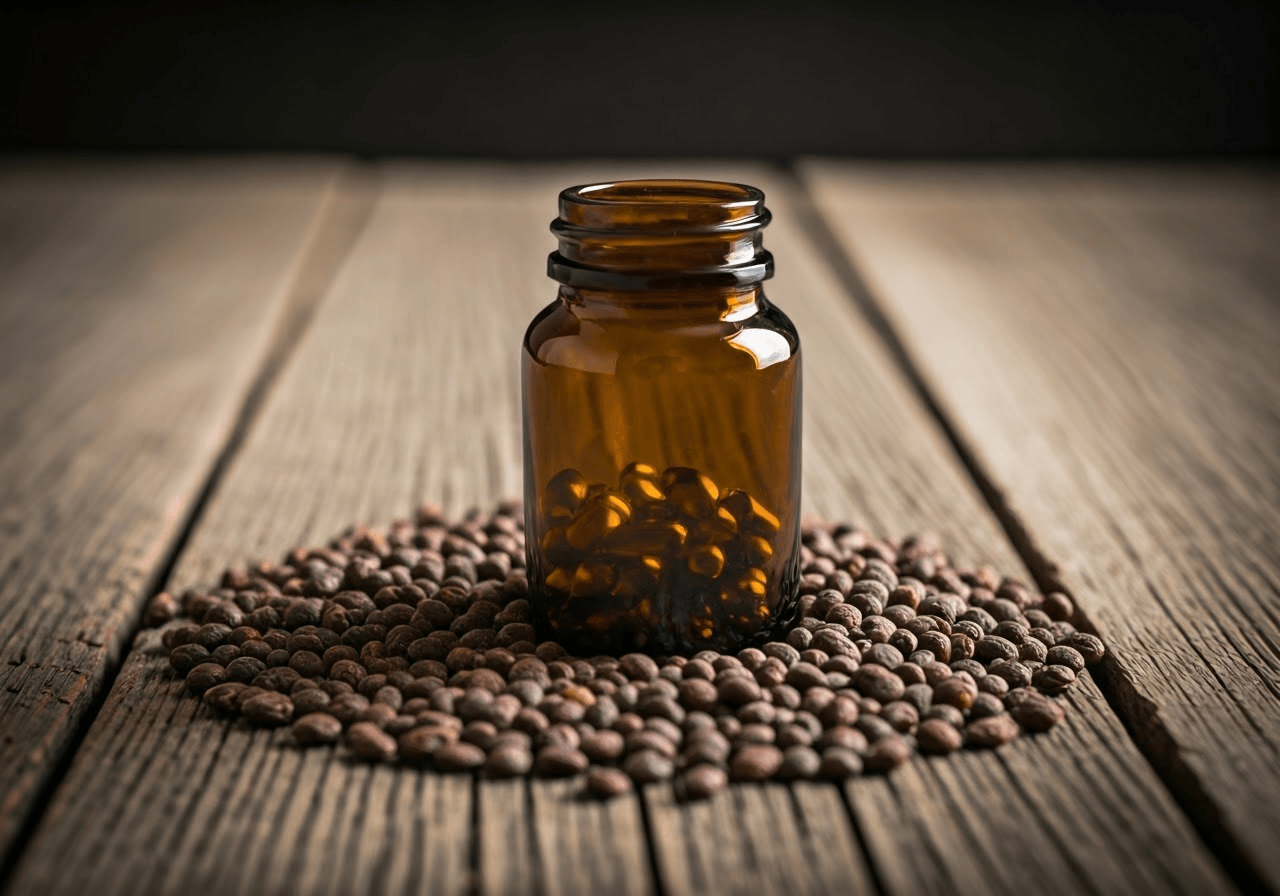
xmin=533 ymin=463 xmax=795 ymax=652
xmin=687 ymin=544 xmax=726 ymax=578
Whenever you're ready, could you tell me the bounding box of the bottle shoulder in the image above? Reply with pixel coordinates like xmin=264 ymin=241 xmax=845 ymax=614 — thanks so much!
xmin=523 ymin=294 xmax=800 ymax=375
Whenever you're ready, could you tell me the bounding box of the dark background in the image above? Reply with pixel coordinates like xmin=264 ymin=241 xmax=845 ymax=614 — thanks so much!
xmin=2 ymin=0 xmax=1276 ymax=158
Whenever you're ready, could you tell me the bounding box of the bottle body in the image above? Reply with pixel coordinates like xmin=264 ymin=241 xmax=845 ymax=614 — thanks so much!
xmin=522 ymin=180 xmax=802 ymax=656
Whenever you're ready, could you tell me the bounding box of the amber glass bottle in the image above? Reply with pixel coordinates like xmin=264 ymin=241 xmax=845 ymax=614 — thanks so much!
xmin=522 ymin=180 xmax=801 ymax=656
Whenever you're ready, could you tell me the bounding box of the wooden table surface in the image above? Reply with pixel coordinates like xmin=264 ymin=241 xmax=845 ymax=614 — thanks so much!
xmin=0 ymin=157 xmax=1276 ymax=896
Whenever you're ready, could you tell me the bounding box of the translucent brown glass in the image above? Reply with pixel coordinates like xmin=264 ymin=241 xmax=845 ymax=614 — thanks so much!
xmin=522 ymin=180 xmax=801 ymax=656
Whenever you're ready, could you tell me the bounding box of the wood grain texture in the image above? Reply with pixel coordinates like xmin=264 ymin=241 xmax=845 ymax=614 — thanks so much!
xmin=645 ymin=782 xmax=875 ymax=896
xmin=0 ymin=158 xmax=344 ymax=864
xmin=529 ymin=778 xmax=652 ymax=896
xmin=5 ymin=161 xmax=1234 ymax=896
xmin=802 ymin=160 xmax=1280 ymax=891
xmin=850 ymin=677 xmax=1210 ymax=896
xmin=476 ymin=776 xmax=655 ymax=896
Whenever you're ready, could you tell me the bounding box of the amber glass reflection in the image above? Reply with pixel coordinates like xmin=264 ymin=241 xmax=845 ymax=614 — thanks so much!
xmin=522 ymin=180 xmax=801 ymax=656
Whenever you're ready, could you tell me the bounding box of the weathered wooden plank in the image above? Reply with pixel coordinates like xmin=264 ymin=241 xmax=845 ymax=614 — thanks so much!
xmin=476 ymin=779 xmax=535 ymax=896
xmin=0 ymin=158 xmax=345 ymax=865
xmin=802 ymin=160 xmax=1280 ymax=891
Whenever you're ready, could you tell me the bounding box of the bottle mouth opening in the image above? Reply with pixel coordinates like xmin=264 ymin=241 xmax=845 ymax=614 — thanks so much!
xmin=558 ymin=179 xmax=769 ymax=232
xmin=550 ymin=179 xmax=773 ymax=290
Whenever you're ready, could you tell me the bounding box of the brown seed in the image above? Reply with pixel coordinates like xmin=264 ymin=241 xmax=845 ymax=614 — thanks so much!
xmin=625 ymin=729 xmax=679 ymax=760
xmin=921 ymin=661 xmax=952 ymax=687
xmin=293 ymin=712 xmax=343 ymax=745
xmin=328 ymin=692 xmax=371 ymax=725
xmin=762 ymin=641 xmax=801 ymax=666
xmin=733 ymin=723 xmax=776 ymax=747
xmin=853 ymin=665 xmax=905 ymax=703
xmin=880 ymin=700 xmax=919 ymax=733
xmin=682 ymin=658 xmax=717 ymax=680
xmin=634 ymin=695 xmax=684 ymax=726
xmin=737 ymin=700 xmax=776 ymax=727
xmin=534 ymin=745 xmax=590 ymax=777
xmin=399 ymin=725 xmax=458 ymax=763
xmin=1041 ymin=591 xmax=1075 ymax=622
xmin=581 ymin=729 xmax=625 ymax=762
xmin=613 ymin=712 xmax=645 ymax=736
xmin=618 ymin=653 xmax=659 ymax=681
xmin=359 ymin=702 xmax=397 ymax=728
xmin=784 ymin=662 xmax=827 ymax=691
xmin=818 ymin=725 xmax=868 ymax=753
xmin=1032 ymin=664 xmax=1077 ymax=695
xmin=716 ymin=675 xmax=762 ymax=706
xmin=863 ymin=735 xmax=912 ymax=772
xmin=587 ymin=766 xmax=634 ymax=798
xmin=992 ymin=621 xmax=1029 ymax=646
xmin=169 ymin=643 xmax=211 ymax=676
xmin=242 ymin=691 xmax=294 ymax=726
xmin=817 ymin=695 xmax=859 ymax=728
xmin=1061 ymin=632 xmax=1105 ymax=664
xmin=819 ymin=747 xmax=864 ymax=778
xmin=145 ymin=592 xmax=178 ymax=627
xmin=1045 ymin=645 xmax=1086 ymax=673
xmin=1018 ymin=637 xmax=1048 ymax=663
xmin=916 ymin=718 xmax=964 ymax=754
xmin=681 ymin=731 xmax=732 ymax=766
xmin=434 ymin=741 xmax=487 ymax=771
xmin=777 ymin=745 xmax=822 ymax=780
xmin=348 ymin=721 xmax=398 ymax=761
xmin=776 ymin=723 xmax=814 ymax=749
xmin=900 ymin=682 xmax=932 ymax=714
xmin=974 ymin=636 xmax=1018 ymax=662
xmin=462 ymin=720 xmax=500 ymax=750
xmin=989 ymin=660 xmax=1032 ymax=689
xmin=925 ymin=704 xmax=965 ymax=728
xmin=203 ymin=681 xmax=247 ymax=714
xmin=233 ymin=685 xmax=267 ymax=709
xmin=485 ymin=743 xmax=534 ymax=777
xmin=966 ymin=714 xmax=1020 ymax=747
xmin=856 ymin=715 xmax=897 ymax=743
xmin=292 ymin=686 xmax=332 ymax=716
xmin=680 ymin=764 xmax=728 ymax=799
xmin=969 ymin=693 xmax=1005 ymax=720
xmin=185 ymin=662 xmax=227 ymax=695
xmin=932 ymin=676 xmax=977 ymax=711
xmin=799 ymin=686 xmax=836 ymax=716
xmin=536 ymin=722 xmax=581 ymax=751
xmin=730 ymin=744 xmax=784 ymax=781
xmin=1008 ymin=691 xmax=1065 ymax=731
xmin=978 ymin=674 xmax=1009 ymax=697
xmin=623 ymin=749 xmax=676 ymax=783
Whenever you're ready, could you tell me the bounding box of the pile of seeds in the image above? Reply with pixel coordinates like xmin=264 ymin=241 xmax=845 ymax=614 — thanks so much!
xmin=148 ymin=501 xmax=1105 ymax=799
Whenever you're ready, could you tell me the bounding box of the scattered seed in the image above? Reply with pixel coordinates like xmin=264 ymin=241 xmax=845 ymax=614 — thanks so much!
xmin=151 ymin=506 xmax=1103 ymax=797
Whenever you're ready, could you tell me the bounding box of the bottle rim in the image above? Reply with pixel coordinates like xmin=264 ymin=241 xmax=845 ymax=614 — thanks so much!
xmin=556 ymin=179 xmax=769 ymax=232
xmin=549 ymin=179 xmax=773 ymax=289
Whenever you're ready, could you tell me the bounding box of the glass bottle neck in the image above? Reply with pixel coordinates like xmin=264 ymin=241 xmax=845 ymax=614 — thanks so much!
xmin=559 ymin=285 xmax=763 ymax=322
